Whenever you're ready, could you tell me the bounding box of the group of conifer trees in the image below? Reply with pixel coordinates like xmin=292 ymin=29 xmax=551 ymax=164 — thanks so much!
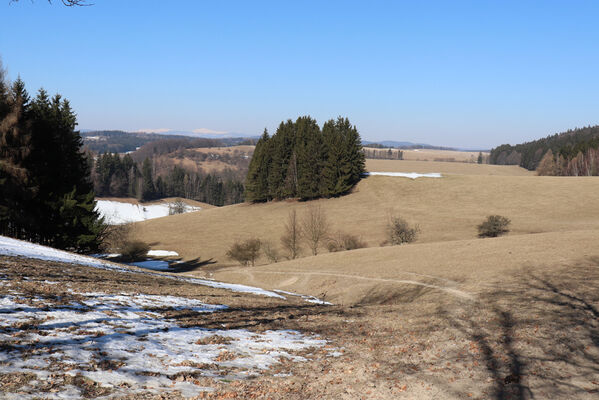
xmin=245 ymin=116 xmax=365 ymax=202
xmin=0 ymin=72 xmax=102 ymax=252
xmin=92 ymin=155 xmax=244 ymax=206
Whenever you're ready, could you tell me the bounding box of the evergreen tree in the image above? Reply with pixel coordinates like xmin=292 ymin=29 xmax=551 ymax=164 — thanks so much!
xmin=0 ymin=77 xmax=34 ymax=239
xmin=245 ymin=129 xmax=271 ymax=202
xmin=0 ymin=75 xmax=103 ymax=251
xmin=295 ymin=116 xmax=323 ymax=200
xmin=26 ymin=90 xmax=103 ymax=251
xmin=245 ymin=115 xmax=365 ymax=202
xmin=140 ymin=157 xmax=155 ymax=201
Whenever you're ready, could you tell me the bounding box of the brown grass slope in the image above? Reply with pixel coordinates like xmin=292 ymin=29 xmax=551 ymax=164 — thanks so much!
xmin=133 ymin=171 xmax=598 ymax=266
xmin=210 ymin=229 xmax=599 ymax=305
xmin=366 ymin=158 xmax=533 ymax=175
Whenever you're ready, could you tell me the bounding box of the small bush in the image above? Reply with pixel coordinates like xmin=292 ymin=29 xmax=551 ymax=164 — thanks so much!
xmin=99 ymin=223 xmax=131 ymax=252
xmin=262 ymin=241 xmax=280 ymax=263
xmin=386 ymin=215 xmax=420 ymax=245
xmin=477 ymin=215 xmax=511 ymax=238
xmin=327 ymin=232 xmax=367 ymax=252
xmin=121 ymin=241 xmax=150 ymax=261
xmin=169 ymin=199 xmax=187 ymax=215
xmin=226 ymin=238 xmax=262 ymax=266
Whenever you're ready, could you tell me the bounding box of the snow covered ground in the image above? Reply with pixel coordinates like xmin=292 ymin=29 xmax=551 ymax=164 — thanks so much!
xmin=366 ymin=172 xmax=442 ymax=179
xmin=0 ymin=289 xmax=327 ymax=399
xmin=0 ymin=236 xmax=336 ymax=398
xmin=96 ymin=200 xmax=201 ymax=225
xmin=0 ymin=236 xmax=284 ymax=299
xmin=147 ymin=249 xmax=179 ymax=257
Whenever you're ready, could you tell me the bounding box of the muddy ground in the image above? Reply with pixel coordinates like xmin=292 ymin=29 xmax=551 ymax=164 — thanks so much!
xmin=1 ymin=255 xmax=598 ymax=399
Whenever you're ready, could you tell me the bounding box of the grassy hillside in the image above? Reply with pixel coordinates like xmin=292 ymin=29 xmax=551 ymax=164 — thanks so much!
xmin=133 ymin=161 xmax=597 ymax=268
xmin=366 ymin=159 xmax=532 ymax=175
xmin=209 ymin=230 xmax=599 ymax=305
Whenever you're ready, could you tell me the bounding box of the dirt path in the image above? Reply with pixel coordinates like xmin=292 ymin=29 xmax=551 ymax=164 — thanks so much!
xmin=227 ymin=269 xmax=475 ymax=301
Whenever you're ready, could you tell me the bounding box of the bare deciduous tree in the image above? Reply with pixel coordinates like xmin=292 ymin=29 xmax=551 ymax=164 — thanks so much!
xmin=302 ymin=205 xmax=329 ymax=256
xmin=262 ymin=241 xmax=280 ymax=263
xmin=281 ymin=209 xmax=302 ymax=259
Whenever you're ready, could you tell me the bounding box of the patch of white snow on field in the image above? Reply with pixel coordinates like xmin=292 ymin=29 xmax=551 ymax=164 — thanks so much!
xmin=0 ymin=291 xmax=326 ymax=398
xmin=0 ymin=236 xmax=285 ymax=299
xmin=147 ymin=249 xmax=179 ymax=257
xmin=95 ymin=200 xmax=201 ymax=225
xmin=366 ymin=172 xmax=442 ymax=179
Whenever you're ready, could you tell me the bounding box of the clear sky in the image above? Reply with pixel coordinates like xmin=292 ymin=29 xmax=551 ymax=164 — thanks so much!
xmin=1 ymin=0 xmax=598 ymax=148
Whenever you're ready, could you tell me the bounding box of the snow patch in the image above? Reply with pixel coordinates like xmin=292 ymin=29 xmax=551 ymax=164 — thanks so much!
xmin=0 ymin=291 xmax=325 ymax=398
xmin=0 ymin=236 xmax=284 ymax=299
xmin=95 ymin=200 xmax=201 ymax=225
xmin=147 ymin=250 xmax=179 ymax=257
xmin=366 ymin=172 xmax=442 ymax=179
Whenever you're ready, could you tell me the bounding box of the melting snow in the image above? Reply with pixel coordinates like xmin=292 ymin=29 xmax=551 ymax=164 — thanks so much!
xmin=366 ymin=172 xmax=442 ymax=179
xmin=0 ymin=236 xmax=284 ymax=299
xmin=0 ymin=290 xmax=326 ymax=398
xmin=95 ymin=200 xmax=201 ymax=225
xmin=147 ymin=250 xmax=179 ymax=257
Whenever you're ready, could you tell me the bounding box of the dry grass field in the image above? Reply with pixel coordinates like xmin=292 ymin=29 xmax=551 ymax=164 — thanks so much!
xmin=364 ymin=147 xmax=487 ymax=163
xmin=366 ymin=159 xmax=532 ymax=175
xmin=133 ymin=169 xmax=595 ymax=266
xmin=127 ymin=159 xmax=599 ymax=398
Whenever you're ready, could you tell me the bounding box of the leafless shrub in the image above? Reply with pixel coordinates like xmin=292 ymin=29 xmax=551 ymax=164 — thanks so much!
xmin=99 ymin=223 xmax=131 ymax=253
xmin=168 ymin=198 xmax=187 ymax=215
xmin=385 ymin=214 xmax=420 ymax=245
xmin=327 ymin=231 xmax=367 ymax=252
xmin=121 ymin=241 xmax=150 ymax=262
xmin=262 ymin=241 xmax=280 ymax=263
xmin=477 ymin=215 xmax=511 ymax=238
xmin=302 ymin=205 xmax=329 ymax=256
xmin=226 ymin=238 xmax=262 ymax=266
xmin=281 ymin=210 xmax=302 ymax=259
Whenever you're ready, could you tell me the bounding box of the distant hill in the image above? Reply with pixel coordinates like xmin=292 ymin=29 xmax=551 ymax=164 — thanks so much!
xmin=489 ymin=125 xmax=599 ymax=172
xmin=82 ymin=130 xmax=256 ymax=154
xmin=362 ymin=140 xmax=484 ymax=151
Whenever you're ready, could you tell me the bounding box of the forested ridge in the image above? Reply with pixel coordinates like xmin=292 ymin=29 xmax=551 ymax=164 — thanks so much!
xmin=92 ymin=153 xmax=244 ymax=206
xmin=82 ymin=130 xmax=255 ymax=154
xmin=0 ymin=73 xmax=103 ymax=251
xmin=489 ymin=125 xmax=599 ymax=175
xmin=245 ymin=116 xmax=365 ymax=202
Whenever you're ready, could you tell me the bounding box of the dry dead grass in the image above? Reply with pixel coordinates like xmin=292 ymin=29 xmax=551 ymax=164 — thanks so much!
xmin=191 ymin=145 xmax=255 ymax=155
xmin=364 ymin=147 xmax=487 ymax=163
xmin=133 ymin=172 xmax=598 ymax=267
xmin=210 ymin=230 xmax=599 ymax=305
xmin=366 ymin=159 xmax=532 ymax=175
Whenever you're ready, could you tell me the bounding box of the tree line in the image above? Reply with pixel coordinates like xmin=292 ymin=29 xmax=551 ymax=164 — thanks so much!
xmin=245 ymin=116 xmax=366 ymax=202
xmin=363 ymin=148 xmax=404 ymax=160
xmin=92 ymin=153 xmax=244 ymax=205
xmin=489 ymin=125 xmax=599 ymax=173
xmin=0 ymin=73 xmax=102 ymax=251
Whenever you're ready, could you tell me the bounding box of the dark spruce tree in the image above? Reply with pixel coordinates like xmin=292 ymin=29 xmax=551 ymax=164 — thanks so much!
xmin=0 ymin=75 xmax=103 ymax=252
xmin=245 ymin=129 xmax=271 ymax=202
xmin=0 ymin=77 xmax=36 ymax=239
xmin=27 ymin=90 xmax=103 ymax=251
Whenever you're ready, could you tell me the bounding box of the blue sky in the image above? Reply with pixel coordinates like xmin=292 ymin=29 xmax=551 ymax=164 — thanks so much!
xmin=1 ymin=0 xmax=598 ymax=148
